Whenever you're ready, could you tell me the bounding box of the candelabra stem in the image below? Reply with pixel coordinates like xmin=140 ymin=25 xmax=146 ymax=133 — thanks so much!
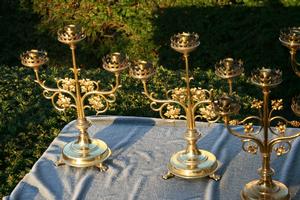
xmin=34 ymin=68 xmax=40 ymax=82
xmin=69 ymin=44 xmax=92 ymax=146
xmin=183 ymin=54 xmax=195 ymax=130
xmin=183 ymin=54 xmax=200 ymax=156
xmin=70 ymin=44 xmax=85 ymax=121
xmin=259 ymin=87 xmax=274 ymax=187
xmin=228 ymin=78 xmax=233 ymax=95
xmin=290 ymin=49 xmax=300 ymax=77
xmin=263 ymin=87 xmax=270 ymax=148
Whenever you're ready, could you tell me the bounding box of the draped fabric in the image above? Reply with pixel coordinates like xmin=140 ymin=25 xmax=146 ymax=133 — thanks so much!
xmin=4 ymin=116 xmax=300 ymax=200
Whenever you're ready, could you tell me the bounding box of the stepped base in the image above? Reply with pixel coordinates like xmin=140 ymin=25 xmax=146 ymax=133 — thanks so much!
xmin=57 ymin=138 xmax=111 ymax=171
xmin=241 ymin=180 xmax=290 ymax=200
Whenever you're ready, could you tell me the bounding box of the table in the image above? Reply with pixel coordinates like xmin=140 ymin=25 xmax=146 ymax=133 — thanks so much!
xmin=4 ymin=116 xmax=300 ymax=200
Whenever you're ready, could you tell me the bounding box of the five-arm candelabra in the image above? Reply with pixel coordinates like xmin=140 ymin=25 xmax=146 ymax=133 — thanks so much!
xmin=20 ymin=25 xmax=128 ymax=171
xmin=214 ymin=67 xmax=300 ymax=200
xmin=130 ymin=32 xmax=220 ymax=180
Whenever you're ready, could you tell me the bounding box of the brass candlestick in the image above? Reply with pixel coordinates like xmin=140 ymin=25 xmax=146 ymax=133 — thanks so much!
xmin=280 ymin=27 xmax=300 ymax=115
xmin=215 ymin=57 xmax=244 ymax=95
xmin=20 ymin=25 xmax=128 ymax=171
xmin=130 ymin=32 xmax=220 ymax=181
xmin=214 ymin=68 xmax=300 ymax=200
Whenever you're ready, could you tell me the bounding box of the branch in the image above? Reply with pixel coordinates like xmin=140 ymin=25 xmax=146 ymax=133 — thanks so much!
xmin=81 ymin=73 xmax=120 ymax=103
xmin=142 ymin=80 xmax=187 ymax=112
xmin=269 ymin=130 xmax=300 ymax=149
xmin=34 ymin=69 xmax=77 ymax=107
xmin=224 ymin=116 xmax=264 ymax=150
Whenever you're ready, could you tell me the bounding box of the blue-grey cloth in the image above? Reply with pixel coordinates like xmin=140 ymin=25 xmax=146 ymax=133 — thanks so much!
xmin=4 ymin=116 xmax=300 ymax=200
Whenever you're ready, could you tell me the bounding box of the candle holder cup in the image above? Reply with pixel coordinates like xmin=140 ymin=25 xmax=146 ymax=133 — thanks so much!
xmin=215 ymin=57 xmax=244 ymax=95
xmin=20 ymin=25 xmax=128 ymax=171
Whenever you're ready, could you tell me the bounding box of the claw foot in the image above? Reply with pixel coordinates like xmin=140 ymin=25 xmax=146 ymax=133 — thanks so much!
xmin=162 ymin=171 xmax=175 ymax=180
xmin=56 ymin=157 xmax=65 ymax=167
xmin=96 ymin=163 xmax=108 ymax=172
xmin=209 ymin=173 xmax=221 ymax=181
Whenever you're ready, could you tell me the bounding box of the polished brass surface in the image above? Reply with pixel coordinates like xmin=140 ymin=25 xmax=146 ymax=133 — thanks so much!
xmin=215 ymin=58 xmax=243 ymax=95
xmin=20 ymin=49 xmax=48 ymax=69
xmin=20 ymin=24 xmax=128 ymax=170
xmin=130 ymin=32 xmax=220 ymax=180
xmin=167 ymin=149 xmax=218 ymax=179
xmin=280 ymin=27 xmax=300 ymax=115
xmin=241 ymin=180 xmax=290 ymax=200
xmin=215 ymin=58 xmax=243 ymax=79
xmin=214 ymin=67 xmax=300 ymax=200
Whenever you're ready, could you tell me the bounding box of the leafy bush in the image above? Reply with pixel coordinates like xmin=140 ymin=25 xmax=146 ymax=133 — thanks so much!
xmin=0 ymin=66 xmax=71 ymax=197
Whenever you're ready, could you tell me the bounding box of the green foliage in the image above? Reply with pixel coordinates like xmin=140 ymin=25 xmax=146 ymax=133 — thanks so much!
xmin=0 ymin=66 xmax=72 ymax=197
xmin=1 ymin=0 xmax=300 ymax=198
xmin=280 ymin=0 xmax=300 ymax=6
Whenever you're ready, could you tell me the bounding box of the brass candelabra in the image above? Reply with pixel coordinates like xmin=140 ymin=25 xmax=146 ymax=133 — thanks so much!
xmin=129 ymin=32 xmax=220 ymax=180
xmin=20 ymin=25 xmax=128 ymax=170
xmin=213 ymin=67 xmax=300 ymax=200
xmin=280 ymin=27 xmax=300 ymax=115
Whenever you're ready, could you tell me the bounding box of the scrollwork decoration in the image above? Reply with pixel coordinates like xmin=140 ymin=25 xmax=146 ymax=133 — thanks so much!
xmin=272 ymin=141 xmax=292 ymax=156
xmin=242 ymin=139 xmax=258 ymax=155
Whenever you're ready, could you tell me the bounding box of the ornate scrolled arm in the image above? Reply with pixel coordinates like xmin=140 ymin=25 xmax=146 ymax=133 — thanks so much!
xmin=83 ymin=94 xmax=114 ymax=114
xmin=213 ymin=94 xmax=264 ymax=151
xmin=269 ymin=129 xmax=300 ymax=152
xmin=270 ymin=140 xmax=292 ymax=156
xmin=268 ymin=109 xmax=300 ymax=155
xmin=78 ymin=73 xmax=121 ymax=114
xmin=239 ymin=116 xmax=262 ymax=125
xmin=81 ymin=73 xmax=120 ymax=103
xmin=242 ymin=139 xmax=259 ymax=154
xmin=142 ymin=80 xmax=188 ymax=112
xmin=268 ymin=116 xmax=289 ymax=136
xmin=34 ymin=70 xmax=76 ymax=99
xmin=149 ymin=102 xmax=185 ymax=119
xmin=224 ymin=116 xmax=264 ymax=151
xmin=193 ymin=91 xmax=220 ymax=123
xmin=191 ymin=89 xmax=213 ymax=113
xmin=34 ymin=69 xmax=77 ymax=112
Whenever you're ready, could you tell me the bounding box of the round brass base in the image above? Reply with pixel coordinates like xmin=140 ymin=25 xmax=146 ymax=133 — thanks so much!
xmin=167 ymin=149 xmax=218 ymax=179
xmin=241 ymin=180 xmax=290 ymax=200
xmin=61 ymin=138 xmax=111 ymax=168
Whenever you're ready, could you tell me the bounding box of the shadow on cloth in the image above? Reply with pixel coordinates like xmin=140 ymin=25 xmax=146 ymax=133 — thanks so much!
xmin=93 ymin=117 xmax=156 ymax=163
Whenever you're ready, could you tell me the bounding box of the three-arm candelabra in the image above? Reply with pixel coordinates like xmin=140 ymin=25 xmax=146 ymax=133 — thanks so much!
xmin=129 ymin=32 xmax=220 ymax=180
xmin=214 ymin=67 xmax=300 ymax=200
xmin=20 ymin=25 xmax=128 ymax=170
